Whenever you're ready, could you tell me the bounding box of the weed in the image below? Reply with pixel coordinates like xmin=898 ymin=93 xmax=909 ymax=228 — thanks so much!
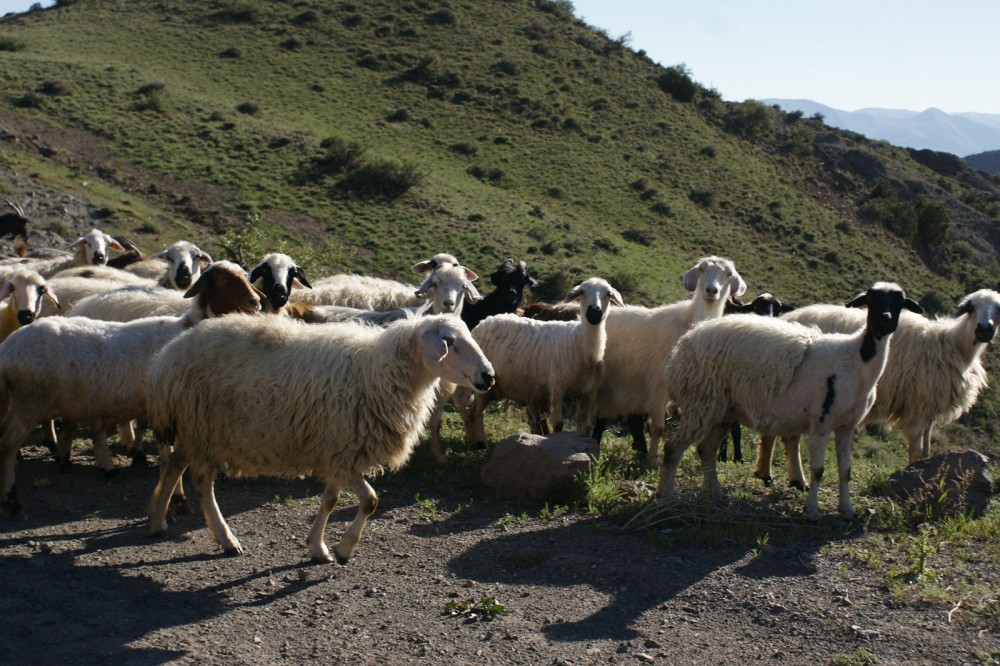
xmin=538 ymin=503 xmax=568 ymax=522
xmin=831 ymin=649 xmax=878 ymax=666
xmin=444 ymin=596 xmax=506 ymax=621
xmin=414 ymin=493 xmax=443 ymax=520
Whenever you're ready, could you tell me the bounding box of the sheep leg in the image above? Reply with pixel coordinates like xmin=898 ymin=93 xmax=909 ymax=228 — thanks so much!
xmin=753 ymin=434 xmax=777 ymax=485
xmin=146 ymin=448 xmax=187 ymax=535
xmin=782 ymin=435 xmax=807 ymax=490
xmin=1 ymin=442 xmax=23 ymax=519
xmin=427 ymin=394 xmax=448 ymax=465
xmin=920 ymin=424 xmax=933 ymax=462
xmin=834 ymin=430 xmax=856 ymax=520
xmin=463 ymin=393 xmax=489 ymax=449
xmin=731 ymin=424 xmax=742 ymax=462
xmin=54 ymin=421 xmax=78 ymax=472
xmin=306 ymin=480 xmax=343 ymax=562
xmin=548 ymin=391 xmax=565 ymax=433
xmin=696 ymin=425 xmax=730 ymax=498
xmin=331 ymin=477 xmax=377 ymax=565
xmin=627 ymin=415 xmax=647 ymax=455
xmin=91 ymin=429 xmax=118 ymax=481
xmin=903 ymin=424 xmax=931 ymax=465
xmin=804 ymin=430 xmax=831 ymax=520
xmin=656 ymin=415 xmax=702 ymax=498
xmin=191 ymin=466 xmax=242 ymax=556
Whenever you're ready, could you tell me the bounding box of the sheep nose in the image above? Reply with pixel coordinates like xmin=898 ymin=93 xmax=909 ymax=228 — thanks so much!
xmin=17 ymin=310 xmax=34 ymax=326
xmin=174 ymin=266 xmax=192 ymax=288
xmin=93 ymin=251 xmax=106 ymax=264
xmin=706 ymin=286 xmax=718 ymax=297
xmin=268 ymin=286 xmax=289 ymax=309
xmin=476 ymin=371 xmax=495 ymax=391
xmin=442 ymin=299 xmax=456 ymax=312
xmin=975 ymin=323 xmax=996 ymax=343
xmin=586 ymin=305 xmax=603 ymax=325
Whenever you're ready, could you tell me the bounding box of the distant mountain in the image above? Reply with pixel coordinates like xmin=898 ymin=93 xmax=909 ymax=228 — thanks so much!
xmin=763 ymin=99 xmax=1000 ymax=157
xmin=965 ymin=150 xmax=1000 ymax=175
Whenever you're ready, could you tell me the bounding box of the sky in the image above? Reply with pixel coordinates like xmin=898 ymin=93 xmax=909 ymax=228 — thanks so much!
xmin=4 ymin=0 xmax=998 ymax=114
xmin=571 ymin=0 xmax=1000 ymax=114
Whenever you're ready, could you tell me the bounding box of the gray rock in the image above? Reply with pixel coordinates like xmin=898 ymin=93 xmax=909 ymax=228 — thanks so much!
xmin=481 ymin=431 xmax=598 ymax=501
xmin=886 ymin=450 xmax=994 ymax=518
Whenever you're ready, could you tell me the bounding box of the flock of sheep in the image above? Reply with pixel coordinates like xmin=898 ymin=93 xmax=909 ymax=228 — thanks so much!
xmin=0 ymin=218 xmax=998 ymax=562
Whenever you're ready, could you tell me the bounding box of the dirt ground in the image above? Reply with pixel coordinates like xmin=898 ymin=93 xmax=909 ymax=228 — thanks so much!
xmin=1 ymin=442 xmax=996 ymax=666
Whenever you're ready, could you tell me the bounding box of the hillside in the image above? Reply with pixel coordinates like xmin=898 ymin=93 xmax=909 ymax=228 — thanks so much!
xmin=0 ymin=0 xmax=998 ymax=305
xmin=967 ymin=149 xmax=1000 ymax=175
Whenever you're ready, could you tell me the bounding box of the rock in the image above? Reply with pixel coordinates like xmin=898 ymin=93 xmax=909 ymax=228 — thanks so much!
xmin=480 ymin=431 xmax=598 ymax=501
xmin=886 ymin=450 xmax=993 ymax=518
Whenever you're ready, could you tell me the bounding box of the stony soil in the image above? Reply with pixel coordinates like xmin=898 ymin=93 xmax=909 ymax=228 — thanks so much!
xmin=1 ymin=443 xmax=996 ymax=666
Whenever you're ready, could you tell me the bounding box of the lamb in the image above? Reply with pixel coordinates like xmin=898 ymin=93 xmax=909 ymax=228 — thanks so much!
xmin=656 ymin=282 xmax=922 ymax=520
xmin=462 ymin=278 xmax=623 ymax=451
xmin=0 ymin=268 xmax=60 ymax=341
xmin=591 ymin=255 xmax=747 ymax=465
xmin=0 ymin=261 xmax=265 ymax=519
xmin=753 ymin=288 xmax=1000 ymax=489
xmin=144 ymin=314 xmax=495 ymax=562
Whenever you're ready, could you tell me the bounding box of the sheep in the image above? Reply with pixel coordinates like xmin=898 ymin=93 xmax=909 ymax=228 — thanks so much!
xmin=249 ymin=252 xmax=313 ymax=311
xmin=37 ymin=266 xmax=153 ymax=317
xmin=591 ymin=255 xmax=747 ymax=466
xmin=0 ymin=200 xmax=29 ymax=257
xmin=460 ymin=258 xmax=537 ymax=330
xmin=148 ymin=241 xmax=214 ymax=290
xmin=656 ymin=282 xmax=923 ymax=520
xmin=286 ymin=255 xmax=472 ymax=311
xmin=11 ymin=228 xmax=128 ymax=278
xmin=0 ymin=268 xmax=60 ymax=341
xmin=753 ymin=288 xmax=1000 ymax=489
xmin=105 ymin=242 xmax=145 ymax=270
xmin=144 ymin=314 xmax=495 ymax=562
xmin=0 ymin=261 xmax=265 ymax=519
xmin=461 ymin=278 xmax=623 ymax=452
xmin=717 ymin=292 xmax=796 ymax=463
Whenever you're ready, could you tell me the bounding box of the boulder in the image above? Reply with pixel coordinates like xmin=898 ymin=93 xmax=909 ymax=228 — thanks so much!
xmin=481 ymin=431 xmax=598 ymax=501
xmin=886 ymin=450 xmax=994 ymax=518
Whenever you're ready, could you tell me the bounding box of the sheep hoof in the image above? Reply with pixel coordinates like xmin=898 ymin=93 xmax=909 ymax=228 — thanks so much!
xmin=103 ymin=468 xmax=121 ymax=482
xmin=58 ymin=457 xmax=73 ymax=474
xmin=752 ymin=472 xmax=772 ymax=486
xmin=334 ymin=552 xmax=350 ymax=566
xmin=150 ymin=528 xmax=169 ymax=539
xmin=223 ymin=545 xmax=244 ymax=557
xmin=311 ymin=553 xmax=334 ymax=564
xmin=789 ymin=480 xmax=807 ymax=491
xmin=130 ymin=451 xmax=150 ymax=467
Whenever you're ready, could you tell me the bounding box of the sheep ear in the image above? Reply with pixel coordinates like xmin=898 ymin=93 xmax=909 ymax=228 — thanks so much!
xmin=105 ymin=234 xmax=126 ymax=252
xmin=845 ymin=292 xmax=869 ymax=308
xmin=903 ymin=298 xmax=924 ymax=314
xmin=730 ymin=272 xmax=747 ymax=298
xmin=248 ymin=264 xmax=265 ymax=285
xmin=293 ymin=265 xmax=312 ymax=289
xmin=780 ymin=303 xmax=796 ymax=313
xmin=68 ymin=237 xmax=86 ymax=250
xmin=954 ymin=299 xmax=973 ymax=317
xmin=197 ymin=251 xmax=213 ymax=268
xmin=412 ymin=260 xmax=436 ymax=274
xmin=414 ymin=273 xmax=435 ymax=298
xmin=565 ymin=284 xmax=583 ymax=302
xmin=528 ymin=275 xmax=539 ymax=288
xmin=150 ymin=250 xmax=169 ymax=260
xmin=609 ymin=288 xmax=625 ymax=307
xmin=463 ymin=281 xmax=482 ymax=304
xmin=420 ymin=328 xmax=450 ymax=363
xmin=43 ymin=286 xmax=61 ymax=309
xmin=0 ymin=281 xmax=13 ymax=301
xmin=681 ymin=264 xmax=699 ymax=292
xmin=183 ymin=267 xmax=213 ymax=298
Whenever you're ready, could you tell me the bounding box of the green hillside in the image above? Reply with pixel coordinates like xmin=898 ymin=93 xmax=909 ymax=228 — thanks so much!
xmin=2 ymin=0 xmax=1000 ymax=442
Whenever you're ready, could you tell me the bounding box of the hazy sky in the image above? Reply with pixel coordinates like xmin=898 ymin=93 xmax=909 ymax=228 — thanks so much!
xmin=571 ymin=0 xmax=1000 ymax=114
xmin=4 ymin=0 xmax=998 ymax=114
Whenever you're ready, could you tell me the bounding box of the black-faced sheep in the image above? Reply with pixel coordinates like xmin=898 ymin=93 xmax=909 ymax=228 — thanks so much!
xmin=754 ymin=288 xmax=1000 ymax=488
xmin=657 ymin=282 xmax=922 ymax=520
xmin=0 ymin=261 xmax=265 ymax=519
xmin=144 ymin=314 xmax=495 ymax=562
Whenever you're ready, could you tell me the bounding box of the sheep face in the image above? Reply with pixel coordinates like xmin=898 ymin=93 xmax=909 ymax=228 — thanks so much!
xmin=682 ymin=256 xmax=746 ymax=304
xmin=0 ymin=270 xmax=59 ymax=325
xmin=846 ymin=281 xmax=923 ymax=340
xmin=419 ymin=316 xmax=494 ymax=392
xmin=412 ymin=253 xmax=461 ymax=273
xmin=566 ymin=277 xmax=624 ymax=325
xmin=492 ymin=258 xmax=538 ymax=304
xmin=185 ymin=261 xmax=265 ymax=317
xmin=69 ymin=228 xmax=125 ymax=266
xmin=249 ymin=253 xmax=311 ymax=310
xmin=954 ymin=289 xmax=1000 ymax=344
xmin=415 ymin=264 xmax=481 ymax=314
xmin=727 ymin=293 xmax=794 ymax=317
xmin=152 ymin=241 xmax=213 ymax=290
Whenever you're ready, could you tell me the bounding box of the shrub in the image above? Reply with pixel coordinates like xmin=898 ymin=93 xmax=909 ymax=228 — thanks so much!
xmin=386 ymin=108 xmax=409 ymax=122
xmin=547 ymin=186 xmax=564 ymax=198
xmin=650 ymin=201 xmax=673 ymax=216
xmin=134 ymin=83 xmax=166 ymax=112
xmin=783 ymin=124 xmax=815 ymax=158
xmin=915 ymin=199 xmax=950 ymax=248
xmin=219 ymin=46 xmax=242 ymax=58
xmin=14 ymin=93 xmax=44 ymax=109
xmin=0 ymin=36 xmax=27 ymax=52
xmin=426 ymin=8 xmax=455 ymax=25
xmin=655 ymin=65 xmax=696 ymax=103
xmin=291 ymin=10 xmax=319 ymax=25
xmin=450 ymin=142 xmax=477 ymax=156
xmin=281 ymin=37 xmax=303 ymax=50
xmin=209 ymin=3 xmax=258 ymax=23
xmin=622 ymin=227 xmax=653 ymax=246
xmin=688 ymin=189 xmax=715 ymax=208
xmin=38 ymin=80 xmax=71 ymax=96
xmin=492 ymin=58 xmax=519 ymax=76
xmin=338 ymin=159 xmax=424 ymax=199
xmin=727 ymin=100 xmax=776 ymax=142
xmin=236 ymin=101 xmax=259 ymax=115
xmin=314 ymin=137 xmax=367 ymax=174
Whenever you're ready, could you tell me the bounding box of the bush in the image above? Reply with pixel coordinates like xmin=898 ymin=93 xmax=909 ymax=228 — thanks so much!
xmin=314 ymin=137 xmax=367 ymax=175
xmin=280 ymin=37 xmax=303 ymax=50
xmin=727 ymin=100 xmax=776 ymax=142
xmin=450 ymin=142 xmax=477 ymax=156
xmin=688 ymin=189 xmax=715 ymax=208
xmin=915 ymin=199 xmax=950 ymax=248
xmin=492 ymin=58 xmax=519 ymax=76
xmin=622 ymin=227 xmax=653 ymax=246
xmin=338 ymin=160 xmax=424 ymax=199
xmin=219 ymin=46 xmax=242 ymax=58
xmin=0 ymin=36 xmax=27 ymax=52
xmin=291 ymin=10 xmax=319 ymax=25
xmin=38 ymin=80 xmax=72 ymax=96
xmin=386 ymin=108 xmax=409 ymax=122
xmin=426 ymin=8 xmax=455 ymax=25
xmin=654 ymin=65 xmax=696 ymax=103
xmin=209 ymin=3 xmax=258 ymax=23
xmin=14 ymin=93 xmax=43 ymax=109
xmin=236 ymin=101 xmax=259 ymax=115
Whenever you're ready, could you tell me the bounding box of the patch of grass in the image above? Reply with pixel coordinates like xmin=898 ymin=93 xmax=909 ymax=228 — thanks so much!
xmin=831 ymin=649 xmax=878 ymax=666
xmin=0 ymin=36 xmax=26 ymax=52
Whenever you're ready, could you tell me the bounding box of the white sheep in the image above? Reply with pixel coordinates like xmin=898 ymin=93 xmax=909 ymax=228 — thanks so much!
xmin=147 ymin=240 xmax=214 ymax=290
xmin=461 ymin=278 xmax=623 ymax=453
xmin=657 ymin=282 xmax=923 ymax=520
xmin=248 ymin=252 xmax=313 ymax=311
xmin=37 ymin=267 xmax=153 ymax=317
xmin=144 ymin=314 xmax=496 ymax=562
xmin=3 ymin=228 xmax=128 ymax=279
xmin=754 ymin=288 xmax=1000 ymax=488
xmin=70 ymin=285 xmax=189 ymax=322
xmin=287 ymin=254 xmax=474 ymax=311
xmin=0 ymin=268 xmax=60 ymax=341
xmin=593 ymin=255 xmax=747 ymax=466
xmin=0 ymin=261 xmax=265 ymax=519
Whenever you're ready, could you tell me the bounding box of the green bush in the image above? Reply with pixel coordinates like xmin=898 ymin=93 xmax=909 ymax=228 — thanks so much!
xmin=727 ymin=100 xmax=776 ymax=142
xmin=338 ymin=159 xmax=424 ymax=200
xmin=312 ymin=137 xmax=367 ymax=176
xmin=915 ymin=199 xmax=950 ymax=248
xmin=0 ymin=36 xmax=27 ymax=52
xmin=654 ymin=65 xmax=696 ymax=103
